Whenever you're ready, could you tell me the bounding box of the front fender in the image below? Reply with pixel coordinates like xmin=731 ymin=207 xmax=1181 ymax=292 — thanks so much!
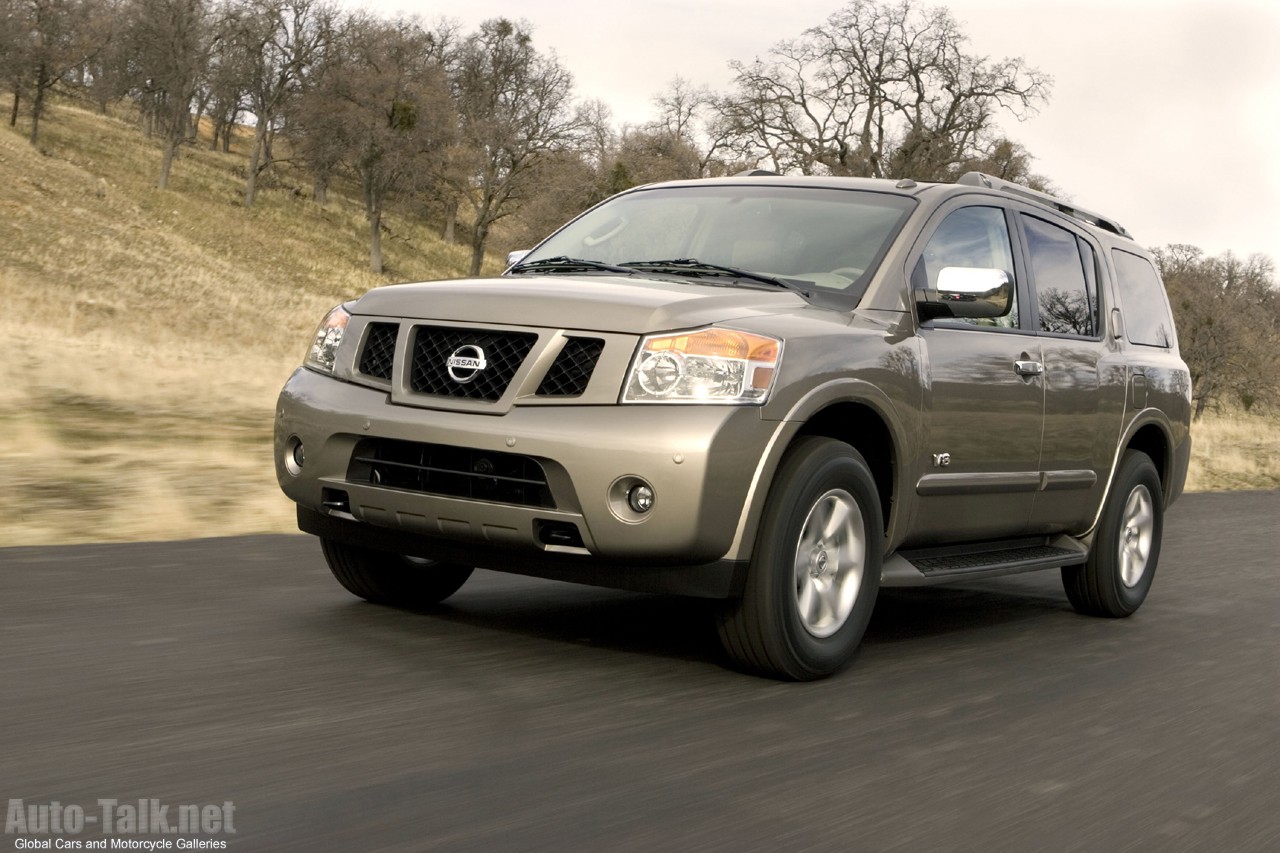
xmin=725 ymin=377 xmax=915 ymax=562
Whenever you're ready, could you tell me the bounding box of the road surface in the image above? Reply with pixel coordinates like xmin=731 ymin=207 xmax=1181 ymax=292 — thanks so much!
xmin=2 ymin=491 xmax=1278 ymax=851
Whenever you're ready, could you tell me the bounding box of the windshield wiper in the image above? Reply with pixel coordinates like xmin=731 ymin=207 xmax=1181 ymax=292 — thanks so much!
xmin=508 ymin=256 xmax=635 ymax=275
xmin=622 ymin=259 xmax=810 ymax=296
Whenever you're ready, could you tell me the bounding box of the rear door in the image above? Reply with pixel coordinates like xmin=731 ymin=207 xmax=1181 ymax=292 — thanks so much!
xmin=1018 ymin=212 xmax=1127 ymax=534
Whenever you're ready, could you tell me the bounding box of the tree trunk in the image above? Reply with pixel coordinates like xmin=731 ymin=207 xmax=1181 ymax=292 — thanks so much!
xmin=29 ymin=65 xmax=48 ymax=145
xmin=368 ymin=211 xmax=383 ymax=274
xmin=158 ymin=127 xmax=182 ymax=190
xmin=313 ymin=173 xmax=328 ymax=206
xmin=10 ymin=84 xmax=21 ymax=128
xmin=244 ymin=123 xmax=266 ymax=206
xmin=442 ymin=198 xmax=457 ymax=244
xmin=469 ymin=223 xmax=488 ymax=276
xmin=365 ymin=183 xmax=383 ymax=274
xmin=159 ymin=144 xmax=175 ymax=189
xmin=263 ymin=125 xmax=275 ymax=168
xmin=468 ymin=197 xmax=491 ymax=276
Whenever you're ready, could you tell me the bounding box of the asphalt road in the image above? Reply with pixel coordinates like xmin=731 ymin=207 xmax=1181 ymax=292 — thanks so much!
xmin=3 ymin=490 xmax=1278 ymax=852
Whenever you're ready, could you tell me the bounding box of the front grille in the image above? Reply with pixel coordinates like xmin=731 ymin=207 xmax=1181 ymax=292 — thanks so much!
xmin=410 ymin=326 xmax=537 ymax=401
xmin=348 ymin=438 xmax=555 ymax=508
xmin=358 ymin=323 xmax=399 ymax=380
xmin=537 ymin=337 xmax=604 ymax=397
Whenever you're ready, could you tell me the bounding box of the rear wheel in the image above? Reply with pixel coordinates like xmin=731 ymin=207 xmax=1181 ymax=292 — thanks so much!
xmin=321 ymin=539 xmax=473 ymax=607
xmin=1063 ymin=450 xmax=1163 ymax=617
xmin=717 ymin=437 xmax=883 ymax=680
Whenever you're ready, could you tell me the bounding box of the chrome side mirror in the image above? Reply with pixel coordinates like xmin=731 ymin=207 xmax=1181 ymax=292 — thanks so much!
xmin=505 ymin=250 xmax=530 ymax=270
xmin=919 ymin=267 xmax=1012 ymax=320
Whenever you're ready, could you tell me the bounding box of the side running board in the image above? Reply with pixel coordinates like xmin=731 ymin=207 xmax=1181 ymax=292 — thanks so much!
xmin=881 ymin=536 xmax=1088 ymax=587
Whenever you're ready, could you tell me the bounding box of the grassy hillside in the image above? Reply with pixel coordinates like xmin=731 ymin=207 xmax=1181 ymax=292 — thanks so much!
xmin=2 ymin=102 xmax=1276 ymax=546
xmin=2 ymin=100 xmax=490 ymax=545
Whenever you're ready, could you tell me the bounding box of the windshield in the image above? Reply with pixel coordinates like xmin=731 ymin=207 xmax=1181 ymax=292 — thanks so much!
xmin=519 ymin=184 xmax=915 ymax=301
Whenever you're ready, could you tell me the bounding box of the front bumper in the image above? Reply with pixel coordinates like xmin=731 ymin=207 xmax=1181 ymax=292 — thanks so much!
xmin=275 ymin=368 xmax=777 ymax=581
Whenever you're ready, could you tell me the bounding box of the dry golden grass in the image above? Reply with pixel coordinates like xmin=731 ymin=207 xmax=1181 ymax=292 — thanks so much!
xmin=2 ymin=99 xmax=497 ymax=546
xmin=1184 ymin=410 xmax=1280 ymax=493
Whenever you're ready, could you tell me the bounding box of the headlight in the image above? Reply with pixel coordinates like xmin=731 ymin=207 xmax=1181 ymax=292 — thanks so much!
xmin=623 ymin=328 xmax=782 ymax=404
xmin=304 ymin=304 xmax=351 ymax=374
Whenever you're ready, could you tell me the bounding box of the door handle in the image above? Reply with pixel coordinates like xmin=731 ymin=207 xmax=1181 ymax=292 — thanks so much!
xmin=1014 ymin=360 xmax=1044 ymax=377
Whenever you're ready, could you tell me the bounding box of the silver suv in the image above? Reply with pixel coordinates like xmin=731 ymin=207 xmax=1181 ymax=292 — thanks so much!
xmin=275 ymin=172 xmax=1191 ymax=680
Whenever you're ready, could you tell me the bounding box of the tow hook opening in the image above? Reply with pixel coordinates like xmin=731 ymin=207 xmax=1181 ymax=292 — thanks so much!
xmin=322 ymin=488 xmax=351 ymax=516
xmin=536 ymin=520 xmax=585 ymax=550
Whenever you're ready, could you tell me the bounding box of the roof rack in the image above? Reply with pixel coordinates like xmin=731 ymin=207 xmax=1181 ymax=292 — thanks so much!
xmin=956 ymin=172 xmax=1131 ymax=239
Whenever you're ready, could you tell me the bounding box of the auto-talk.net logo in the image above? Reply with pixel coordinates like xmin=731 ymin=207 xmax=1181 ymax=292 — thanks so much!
xmin=7 ymin=798 xmax=235 ymax=849
xmin=446 ymin=344 xmax=488 ymax=384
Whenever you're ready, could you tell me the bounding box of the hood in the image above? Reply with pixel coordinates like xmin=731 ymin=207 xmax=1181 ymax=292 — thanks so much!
xmin=350 ymin=274 xmax=808 ymax=335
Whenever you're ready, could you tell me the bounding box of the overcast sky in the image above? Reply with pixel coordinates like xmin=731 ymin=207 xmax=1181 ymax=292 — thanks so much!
xmin=371 ymin=0 xmax=1279 ymax=265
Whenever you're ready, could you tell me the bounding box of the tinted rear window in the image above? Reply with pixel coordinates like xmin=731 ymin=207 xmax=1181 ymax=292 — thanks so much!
xmin=1112 ymin=250 xmax=1174 ymax=347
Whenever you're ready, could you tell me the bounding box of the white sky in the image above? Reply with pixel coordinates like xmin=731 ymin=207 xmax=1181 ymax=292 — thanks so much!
xmin=373 ymin=0 xmax=1280 ymax=265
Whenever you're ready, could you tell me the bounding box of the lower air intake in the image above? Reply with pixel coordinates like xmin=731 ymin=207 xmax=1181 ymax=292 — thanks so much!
xmin=348 ymin=438 xmax=555 ymax=508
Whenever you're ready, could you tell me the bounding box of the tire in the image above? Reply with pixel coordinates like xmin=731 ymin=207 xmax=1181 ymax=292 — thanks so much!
xmin=1062 ymin=450 xmax=1163 ymax=617
xmin=321 ymin=539 xmax=473 ymax=608
xmin=717 ymin=437 xmax=883 ymax=680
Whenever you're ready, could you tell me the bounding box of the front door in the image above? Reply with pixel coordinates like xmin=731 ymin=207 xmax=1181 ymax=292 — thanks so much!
xmin=907 ymin=203 xmax=1046 ymax=547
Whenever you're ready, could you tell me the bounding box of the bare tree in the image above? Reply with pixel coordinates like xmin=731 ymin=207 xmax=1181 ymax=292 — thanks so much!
xmin=578 ymin=97 xmax=614 ymax=168
xmin=236 ymin=0 xmax=332 ymax=206
xmin=3 ymin=0 xmax=107 ymax=144
xmin=125 ymin=0 xmax=213 ymax=188
xmin=714 ymin=0 xmax=1050 ymax=179
xmin=82 ymin=0 xmax=138 ymax=115
xmin=1155 ymin=246 xmax=1280 ymax=419
xmin=286 ymin=41 xmax=342 ymax=203
xmin=450 ymin=18 xmax=585 ymax=275
xmin=502 ymin=148 xmax=598 ymax=250
xmin=196 ymin=0 xmax=254 ymax=153
xmin=292 ymin=13 xmax=454 ymax=272
xmin=599 ymin=125 xmax=702 ymax=195
xmin=1 ymin=0 xmax=24 ymax=126
xmin=650 ymin=76 xmax=736 ymax=177
xmin=954 ymin=137 xmax=1052 ymax=192
xmin=652 ymin=76 xmax=709 ymax=142
xmin=577 ymin=80 xmax=738 ymax=207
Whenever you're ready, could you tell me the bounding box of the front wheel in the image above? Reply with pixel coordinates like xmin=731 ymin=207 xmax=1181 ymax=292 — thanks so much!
xmin=321 ymin=539 xmax=474 ymax=608
xmin=717 ymin=437 xmax=883 ymax=680
xmin=1062 ymin=450 xmax=1163 ymax=617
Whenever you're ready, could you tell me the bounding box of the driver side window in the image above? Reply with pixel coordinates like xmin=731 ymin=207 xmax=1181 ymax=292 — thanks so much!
xmin=915 ymin=206 xmax=1019 ymax=329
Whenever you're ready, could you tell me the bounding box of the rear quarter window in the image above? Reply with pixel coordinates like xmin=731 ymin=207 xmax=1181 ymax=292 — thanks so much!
xmin=1113 ymin=249 xmax=1175 ymax=347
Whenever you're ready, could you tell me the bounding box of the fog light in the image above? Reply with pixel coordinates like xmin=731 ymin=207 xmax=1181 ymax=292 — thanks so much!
xmin=284 ymin=436 xmax=305 ymax=476
xmin=627 ymin=484 xmax=655 ymax=513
